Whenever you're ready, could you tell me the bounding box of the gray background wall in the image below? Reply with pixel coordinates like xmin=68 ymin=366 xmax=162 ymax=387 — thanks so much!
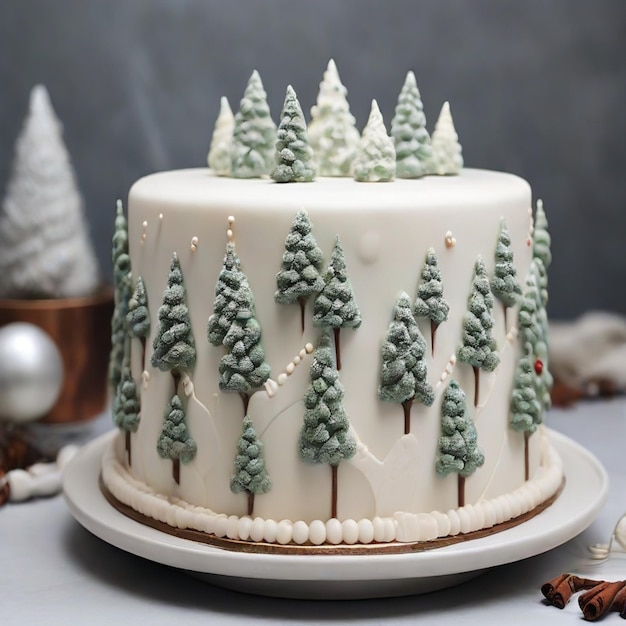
xmin=0 ymin=0 xmax=624 ymax=320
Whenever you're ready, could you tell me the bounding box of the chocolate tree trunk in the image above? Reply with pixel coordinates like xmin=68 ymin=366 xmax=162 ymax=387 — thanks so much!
xmin=458 ymin=474 xmax=465 ymax=508
xmin=473 ymin=366 xmax=480 ymax=407
xmin=240 ymin=393 xmax=250 ymax=416
xmin=298 ymin=297 xmax=306 ymax=333
xmin=125 ymin=430 xmax=132 ymax=466
xmin=402 ymin=398 xmax=414 ymax=435
xmin=331 ymin=464 xmax=338 ymax=519
xmin=247 ymin=492 xmax=254 ymax=517
xmin=431 ymin=320 xmax=437 ymax=356
xmin=172 ymin=371 xmax=181 ymax=396
xmin=141 ymin=337 xmax=147 ymax=372
xmin=173 ymin=458 xmax=180 ymax=485
xmin=503 ymin=303 xmax=508 ymax=333
xmin=333 ymin=327 xmax=342 ymax=370
xmin=524 ymin=430 xmax=530 ymax=481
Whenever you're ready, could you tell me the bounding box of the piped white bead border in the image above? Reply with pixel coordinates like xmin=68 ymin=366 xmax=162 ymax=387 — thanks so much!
xmin=102 ymin=430 xmax=563 ymax=546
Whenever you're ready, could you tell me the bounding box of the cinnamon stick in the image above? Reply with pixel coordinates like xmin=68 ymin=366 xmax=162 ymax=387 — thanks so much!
xmin=578 ymin=580 xmax=626 ymax=621
xmin=541 ymin=574 xmax=604 ymax=609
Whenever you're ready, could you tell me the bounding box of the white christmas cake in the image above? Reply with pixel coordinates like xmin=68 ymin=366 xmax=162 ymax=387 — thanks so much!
xmin=104 ymin=62 xmax=562 ymax=550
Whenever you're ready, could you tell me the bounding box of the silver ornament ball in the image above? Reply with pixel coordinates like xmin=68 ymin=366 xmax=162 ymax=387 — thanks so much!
xmin=0 ymin=322 xmax=64 ymax=423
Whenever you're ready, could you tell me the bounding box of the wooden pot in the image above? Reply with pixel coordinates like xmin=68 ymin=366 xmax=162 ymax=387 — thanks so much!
xmin=0 ymin=287 xmax=113 ymax=425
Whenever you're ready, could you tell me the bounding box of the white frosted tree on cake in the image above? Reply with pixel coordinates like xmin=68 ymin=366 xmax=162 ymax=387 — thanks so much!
xmin=219 ymin=310 xmax=271 ymax=415
xmin=308 ymin=59 xmax=360 ymax=177
xmin=299 ymin=332 xmax=356 ymax=519
xmin=510 ymin=354 xmax=542 ymax=481
xmin=109 ymin=200 xmax=132 ymax=390
xmin=272 ymin=85 xmax=316 ymax=183
xmin=312 ymin=236 xmax=361 ymax=370
xmin=151 ymin=253 xmax=196 ymax=393
xmin=231 ymin=415 xmax=271 ymax=516
xmin=436 ymin=379 xmax=484 ymax=508
xmin=430 ymin=101 xmax=463 ymax=176
xmin=126 ymin=275 xmax=150 ymax=372
xmin=231 ymin=70 xmax=276 ymax=178
xmin=208 ymin=96 xmax=234 ymax=176
xmin=275 ymin=209 xmax=324 ymax=333
xmin=353 ymin=100 xmax=396 ymax=182
xmin=157 ymin=394 xmax=197 ymax=485
xmin=379 ymin=292 xmax=435 ymax=435
xmin=113 ymin=365 xmax=140 ymax=466
xmin=0 ymin=85 xmax=100 ymax=299
xmin=414 ymin=248 xmax=450 ymax=355
xmin=491 ymin=219 xmax=522 ymax=330
xmin=390 ymin=70 xmax=433 ymax=178
xmin=207 ymin=242 xmax=255 ymax=346
xmin=457 ymin=256 xmax=499 ymax=407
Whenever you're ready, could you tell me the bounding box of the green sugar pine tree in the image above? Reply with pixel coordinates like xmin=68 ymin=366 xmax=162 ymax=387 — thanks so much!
xmin=308 ymin=59 xmax=360 ymax=177
xmin=109 ymin=200 xmax=132 ymax=391
xmin=113 ymin=365 xmax=140 ymax=466
xmin=275 ymin=209 xmax=324 ymax=332
xmin=414 ymin=248 xmax=450 ymax=355
xmin=127 ymin=275 xmax=150 ymax=371
xmin=151 ymin=253 xmax=196 ymax=391
xmin=533 ymin=199 xmax=552 ymax=272
xmin=379 ymin=292 xmax=435 ymax=435
xmin=390 ymin=70 xmax=433 ymax=179
xmin=510 ymin=353 xmax=542 ymax=481
xmin=353 ymin=100 xmax=396 ymax=182
xmin=231 ymin=70 xmax=276 ymax=178
xmin=299 ymin=332 xmax=356 ymax=519
xmin=458 ymin=256 xmax=500 ymax=407
xmin=491 ymin=219 xmax=522 ymax=330
xmin=312 ymin=236 xmax=361 ymax=370
xmin=219 ymin=310 xmax=271 ymax=415
xmin=430 ymin=101 xmax=463 ymax=176
xmin=435 ymin=379 xmax=484 ymax=507
xmin=230 ymin=414 xmax=271 ymax=516
xmin=272 ymin=85 xmax=316 ymax=183
xmin=208 ymin=96 xmax=234 ymax=176
xmin=517 ymin=273 xmax=541 ymax=352
xmin=207 ymin=242 xmax=255 ymax=346
xmin=157 ymin=394 xmax=197 ymax=485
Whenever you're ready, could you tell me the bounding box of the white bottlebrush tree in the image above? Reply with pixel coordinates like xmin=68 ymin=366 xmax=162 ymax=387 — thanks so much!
xmin=0 ymin=85 xmax=99 ymax=298
xmin=207 ymin=96 xmax=234 ymax=176
xmin=430 ymin=101 xmax=463 ymax=176
xmin=353 ymin=100 xmax=396 ymax=182
xmin=308 ymin=59 xmax=360 ymax=177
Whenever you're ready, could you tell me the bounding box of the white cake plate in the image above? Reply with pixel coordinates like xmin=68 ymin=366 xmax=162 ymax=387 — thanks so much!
xmin=63 ymin=430 xmax=607 ymax=600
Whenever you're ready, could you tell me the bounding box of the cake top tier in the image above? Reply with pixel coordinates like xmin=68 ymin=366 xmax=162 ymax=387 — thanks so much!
xmin=131 ymin=168 xmax=530 ymax=212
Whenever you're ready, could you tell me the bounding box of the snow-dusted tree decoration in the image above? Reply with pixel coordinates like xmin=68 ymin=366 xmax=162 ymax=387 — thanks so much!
xmin=457 ymin=256 xmax=499 ymax=407
xmin=207 ymin=242 xmax=255 ymax=346
xmin=299 ymin=332 xmax=356 ymax=519
xmin=157 ymin=394 xmax=197 ymax=485
xmin=353 ymin=100 xmax=396 ymax=183
xmin=312 ymin=236 xmax=361 ymax=369
xmin=208 ymin=96 xmax=234 ymax=176
xmin=308 ymin=59 xmax=360 ymax=177
xmin=109 ymin=200 xmax=132 ymax=390
xmin=231 ymin=415 xmax=271 ymax=516
xmin=491 ymin=219 xmax=522 ymax=329
xmin=379 ymin=292 xmax=435 ymax=435
xmin=151 ymin=253 xmax=195 ymax=390
xmin=0 ymin=85 xmax=100 ymax=299
xmin=533 ymin=199 xmax=552 ymax=273
xmin=127 ymin=275 xmax=150 ymax=371
xmin=510 ymin=354 xmax=542 ymax=481
xmin=414 ymin=248 xmax=450 ymax=354
xmin=390 ymin=70 xmax=433 ymax=179
xmin=272 ymin=85 xmax=316 ymax=183
xmin=113 ymin=365 xmax=140 ymax=466
xmin=219 ymin=310 xmax=271 ymax=415
xmin=275 ymin=209 xmax=324 ymax=332
xmin=430 ymin=101 xmax=463 ymax=176
xmin=436 ymin=379 xmax=484 ymax=508
xmin=230 ymin=70 xmax=276 ymax=178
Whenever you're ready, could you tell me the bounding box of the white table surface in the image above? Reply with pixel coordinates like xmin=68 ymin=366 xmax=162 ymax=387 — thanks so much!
xmin=3 ymin=399 xmax=626 ymax=625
